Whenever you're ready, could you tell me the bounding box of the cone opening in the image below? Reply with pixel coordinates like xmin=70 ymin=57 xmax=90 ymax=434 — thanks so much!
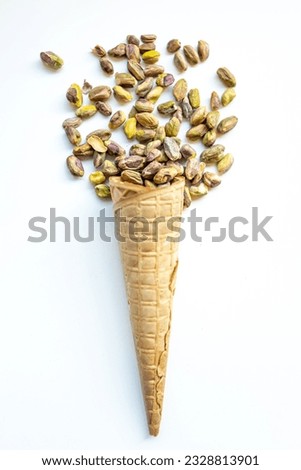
xmin=110 ymin=176 xmax=185 ymax=208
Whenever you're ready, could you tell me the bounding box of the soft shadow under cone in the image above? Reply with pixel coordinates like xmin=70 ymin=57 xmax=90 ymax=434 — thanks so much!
xmin=110 ymin=177 xmax=185 ymax=436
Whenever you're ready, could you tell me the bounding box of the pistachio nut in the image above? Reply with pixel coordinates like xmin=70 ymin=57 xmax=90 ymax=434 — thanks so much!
xmin=197 ymin=40 xmax=209 ymax=62
xmin=190 ymin=106 xmax=207 ymax=126
xmin=89 ymin=171 xmax=106 ymax=185
xmin=174 ymin=51 xmax=187 ymax=72
xmin=91 ymin=45 xmax=106 ymax=58
xmin=115 ymin=72 xmax=137 ymax=88
xmin=153 ymin=166 xmax=178 ymax=184
xmin=217 ymin=116 xmax=238 ymax=134
xmin=73 ymin=143 xmax=94 ymax=158
xmin=95 ymin=184 xmax=111 ymax=198
xmin=180 ymin=97 xmax=193 ymax=119
xmin=191 ymin=162 xmax=206 ymax=185
xmin=139 ymin=42 xmax=156 ymax=53
xmin=221 ymin=88 xmax=236 ymax=107
xmin=108 ymin=43 xmax=126 ymax=58
xmin=127 ymin=35 xmax=140 ymax=46
xmin=121 ymin=170 xmax=144 ymax=185
xmin=202 ymin=129 xmax=217 ymax=147
xmin=188 ymin=88 xmax=200 ymax=109
xmin=189 ymin=183 xmax=208 ymax=198
xmin=155 ymin=126 xmax=166 ymax=142
xmin=201 ymin=145 xmax=225 ymax=163
xmin=144 ymin=64 xmax=165 ymax=77
xmin=87 ymin=135 xmax=107 ymax=153
xmin=141 ymin=34 xmax=157 ymax=43
xmin=142 ymin=161 xmax=163 ymax=179
xmin=210 ymin=91 xmax=221 ymax=111
xmin=93 ymin=152 xmax=106 ymax=168
xmin=40 ymin=51 xmax=64 ymax=70
xmin=113 ymin=85 xmax=133 ymax=103
xmin=165 ymin=117 xmax=180 ymax=137
xmin=118 ymin=155 xmax=146 ymax=171
xmin=95 ymin=101 xmax=112 ymax=116
xmin=136 ymin=77 xmax=154 ymax=97
xmin=123 ymin=118 xmax=137 ymax=139
xmin=180 ymin=144 xmax=197 ymax=159
xmin=167 ymin=39 xmax=181 ymax=53
xmin=127 ymin=60 xmax=145 ymax=81
xmin=100 ymin=160 xmax=119 ymax=177
xmin=135 ymin=112 xmax=159 ymax=129
xmin=183 ymin=45 xmax=199 ymax=65
xmin=129 ymin=144 xmax=146 ymax=156
xmin=173 ymin=78 xmax=188 ymax=102
xmin=217 ymin=153 xmax=234 ymax=174
xmin=89 ymin=86 xmax=112 ymax=102
xmin=185 ymin=157 xmax=201 ymax=180
xmin=142 ymin=50 xmax=160 ymax=64
xmin=146 ymin=86 xmax=164 ymax=103
xmin=105 ymin=141 xmax=125 ymax=157
xmin=157 ymin=100 xmax=177 ymax=115
xmin=202 ymin=172 xmax=221 ymax=188
xmin=136 ymin=129 xmax=157 ymax=143
xmin=65 ymin=126 xmax=81 ymax=145
xmin=109 ymin=110 xmax=126 ymax=130
xmin=156 ymin=73 xmax=175 ymax=87
xmin=163 ymin=137 xmax=181 ymax=161
xmin=206 ymin=111 xmax=220 ymax=129
xmin=100 ymin=58 xmax=114 ymax=75
xmin=134 ymin=98 xmax=155 ymax=113
xmin=126 ymin=44 xmax=141 ymax=62
xmin=145 ymin=148 xmax=162 ymax=163
xmin=75 ymin=105 xmax=97 ymax=118
xmin=145 ymin=139 xmax=162 ymax=152
xmin=186 ymin=124 xmax=208 ymax=141
xmin=66 ymin=156 xmax=84 ymax=176
xmin=62 ymin=116 xmax=82 ymax=129
xmin=66 ymin=83 xmax=83 ymax=108
xmin=216 ymin=67 xmax=236 ymax=87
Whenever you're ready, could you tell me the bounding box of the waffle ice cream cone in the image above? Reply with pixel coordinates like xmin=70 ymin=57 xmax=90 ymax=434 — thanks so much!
xmin=110 ymin=176 xmax=185 ymax=436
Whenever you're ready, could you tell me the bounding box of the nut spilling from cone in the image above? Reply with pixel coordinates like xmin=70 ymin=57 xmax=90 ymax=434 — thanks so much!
xmin=57 ymin=36 xmax=237 ymax=210
xmin=41 ymin=34 xmax=238 ymax=435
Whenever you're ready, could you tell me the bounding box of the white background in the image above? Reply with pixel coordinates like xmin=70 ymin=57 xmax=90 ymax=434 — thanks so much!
xmin=0 ymin=0 xmax=300 ymax=454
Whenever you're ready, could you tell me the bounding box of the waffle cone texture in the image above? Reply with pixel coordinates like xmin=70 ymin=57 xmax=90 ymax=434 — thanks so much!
xmin=110 ymin=177 xmax=185 ymax=436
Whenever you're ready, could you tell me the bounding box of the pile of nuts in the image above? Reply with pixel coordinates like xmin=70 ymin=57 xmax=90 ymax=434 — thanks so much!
xmin=41 ymin=35 xmax=238 ymax=208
